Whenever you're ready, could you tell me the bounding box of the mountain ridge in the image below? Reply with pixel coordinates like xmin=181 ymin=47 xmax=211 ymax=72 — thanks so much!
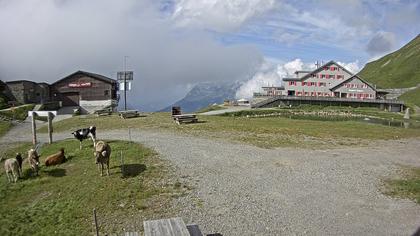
xmin=160 ymin=81 xmax=243 ymax=112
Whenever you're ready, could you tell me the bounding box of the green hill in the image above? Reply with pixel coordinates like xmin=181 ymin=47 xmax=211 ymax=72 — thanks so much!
xmin=358 ymin=34 xmax=420 ymax=89
xmin=399 ymin=87 xmax=420 ymax=107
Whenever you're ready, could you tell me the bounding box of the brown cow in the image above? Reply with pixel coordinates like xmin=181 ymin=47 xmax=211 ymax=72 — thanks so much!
xmin=28 ymin=148 xmax=40 ymax=176
xmin=93 ymin=141 xmax=111 ymax=176
xmin=45 ymin=148 xmax=66 ymax=166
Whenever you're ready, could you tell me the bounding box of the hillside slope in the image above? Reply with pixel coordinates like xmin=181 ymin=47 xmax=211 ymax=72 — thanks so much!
xmin=358 ymin=34 xmax=420 ymax=88
xmin=399 ymin=87 xmax=420 ymax=107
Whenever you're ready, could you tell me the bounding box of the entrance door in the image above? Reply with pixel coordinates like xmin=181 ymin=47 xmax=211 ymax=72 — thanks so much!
xmin=61 ymin=92 xmax=80 ymax=106
xmin=341 ymin=93 xmax=347 ymax=98
xmin=288 ymin=90 xmax=295 ymax=96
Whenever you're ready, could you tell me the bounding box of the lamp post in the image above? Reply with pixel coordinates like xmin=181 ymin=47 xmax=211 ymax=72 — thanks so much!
xmin=124 ymin=56 xmax=128 ymax=111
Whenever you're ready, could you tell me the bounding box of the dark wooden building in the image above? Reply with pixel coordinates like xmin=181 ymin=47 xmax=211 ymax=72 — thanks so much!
xmin=50 ymin=71 xmax=118 ymax=112
xmin=3 ymin=80 xmax=50 ymax=104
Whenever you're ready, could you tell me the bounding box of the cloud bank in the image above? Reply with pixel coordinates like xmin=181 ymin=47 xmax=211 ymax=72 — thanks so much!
xmin=0 ymin=0 xmax=263 ymax=110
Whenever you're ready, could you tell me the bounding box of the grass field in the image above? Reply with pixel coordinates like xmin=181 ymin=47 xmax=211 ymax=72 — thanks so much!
xmin=385 ymin=167 xmax=420 ymax=204
xmin=39 ymin=111 xmax=420 ymax=149
xmin=0 ymin=104 xmax=35 ymax=121
xmin=0 ymin=140 xmax=185 ymax=235
xmin=0 ymin=120 xmax=12 ymax=137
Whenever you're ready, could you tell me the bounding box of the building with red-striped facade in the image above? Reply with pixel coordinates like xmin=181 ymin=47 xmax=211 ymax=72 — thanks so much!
xmin=282 ymin=61 xmax=377 ymax=100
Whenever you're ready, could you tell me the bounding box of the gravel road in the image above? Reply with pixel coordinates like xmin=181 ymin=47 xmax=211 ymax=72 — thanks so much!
xmin=1 ymin=123 xmax=420 ymax=235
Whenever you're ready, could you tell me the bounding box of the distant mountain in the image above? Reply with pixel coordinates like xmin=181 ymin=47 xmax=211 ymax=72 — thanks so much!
xmin=358 ymin=34 xmax=420 ymax=88
xmin=160 ymin=81 xmax=242 ymax=112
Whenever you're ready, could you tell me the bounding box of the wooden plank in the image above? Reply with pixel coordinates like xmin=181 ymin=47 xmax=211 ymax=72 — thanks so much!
xmin=144 ymin=217 xmax=190 ymax=236
xmin=124 ymin=232 xmax=139 ymax=236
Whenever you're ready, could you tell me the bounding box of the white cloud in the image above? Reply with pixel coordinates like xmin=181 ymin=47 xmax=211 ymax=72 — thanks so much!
xmin=337 ymin=60 xmax=361 ymax=74
xmin=172 ymin=0 xmax=276 ymax=31
xmin=235 ymin=58 xmax=316 ymax=99
xmin=0 ymin=0 xmax=262 ymax=110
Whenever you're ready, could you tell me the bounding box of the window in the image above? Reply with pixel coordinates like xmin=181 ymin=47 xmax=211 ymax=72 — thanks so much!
xmin=318 ymin=82 xmax=326 ymax=87
xmin=104 ymin=90 xmax=109 ymax=96
xmin=321 ymin=74 xmax=326 ymax=78
xmin=330 ymin=66 xmax=335 ymax=71
xmin=329 ymin=75 xmax=335 ymax=79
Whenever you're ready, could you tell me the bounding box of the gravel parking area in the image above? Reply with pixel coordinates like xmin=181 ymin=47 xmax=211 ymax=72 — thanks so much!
xmin=1 ymin=124 xmax=420 ymax=235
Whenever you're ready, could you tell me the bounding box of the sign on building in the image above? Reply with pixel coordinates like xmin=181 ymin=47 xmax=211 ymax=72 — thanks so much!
xmin=119 ymin=81 xmax=131 ymax=91
xmin=68 ymin=82 xmax=92 ymax=88
xmin=117 ymin=71 xmax=134 ymax=81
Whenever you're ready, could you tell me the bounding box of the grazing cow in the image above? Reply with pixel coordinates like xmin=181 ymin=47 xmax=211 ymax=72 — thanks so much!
xmin=72 ymin=126 xmax=97 ymax=150
xmin=4 ymin=153 xmax=23 ymax=183
xmin=28 ymin=149 xmax=40 ymax=176
xmin=45 ymin=148 xmax=66 ymax=166
xmin=94 ymin=141 xmax=111 ymax=176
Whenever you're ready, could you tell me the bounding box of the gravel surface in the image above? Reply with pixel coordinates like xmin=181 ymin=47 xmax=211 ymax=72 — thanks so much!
xmin=1 ymin=124 xmax=420 ymax=235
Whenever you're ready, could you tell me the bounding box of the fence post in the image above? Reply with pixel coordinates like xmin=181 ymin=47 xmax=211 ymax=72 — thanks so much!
xmin=93 ymin=208 xmax=99 ymax=236
xmin=120 ymin=151 xmax=125 ymax=177
xmin=128 ymin=127 xmax=131 ymax=142
xmin=31 ymin=112 xmax=37 ymax=145
xmin=47 ymin=112 xmax=53 ymax=144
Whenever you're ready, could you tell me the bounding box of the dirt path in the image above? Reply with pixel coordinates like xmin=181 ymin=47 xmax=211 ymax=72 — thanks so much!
xmin=1 ymin=125 xmax=420 ymax=235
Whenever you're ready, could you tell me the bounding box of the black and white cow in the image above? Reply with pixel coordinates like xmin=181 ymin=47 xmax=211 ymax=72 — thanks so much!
xmin=72 ymin=126 xmax=97 ymax=149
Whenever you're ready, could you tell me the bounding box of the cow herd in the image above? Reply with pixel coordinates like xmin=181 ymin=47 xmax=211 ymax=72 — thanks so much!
xmin=3 ymin=126 xmax=112 ymax=183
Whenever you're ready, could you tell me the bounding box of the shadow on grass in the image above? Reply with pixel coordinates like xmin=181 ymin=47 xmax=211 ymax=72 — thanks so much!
xmin=112 ymin=163 xmax=146 ymax=178
xmin=65 ymin=154 xmax=75 ymax=162
xmin=43 ymin=168 xmax=66 ymax=177
xmin=21 ymin=168 xmax=40 ymax=180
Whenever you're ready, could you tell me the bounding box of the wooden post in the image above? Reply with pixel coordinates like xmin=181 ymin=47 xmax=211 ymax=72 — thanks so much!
xmin=31 ymin=112 xmax=37 ymax=145
xmin=93 ymin=208 xmax=99 ymax=236
xmin=128 ymin=127 xmax=131 ymax=142
xmin=120 ymin=151 xmax=125 ymax=177
xmin=47 ymin=112 xmax=53 ymax=144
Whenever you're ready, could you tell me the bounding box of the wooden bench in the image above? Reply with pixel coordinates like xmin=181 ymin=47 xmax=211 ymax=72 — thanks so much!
xmin=144 ymin=217 xmax=203 ymax=236
xmin=95 ymin=110 xmax=112 ymax=116
xmin=119 ymin=110 xmax=141 ymax=119
xmin=172 ymin=114 xmax=198 ymax=125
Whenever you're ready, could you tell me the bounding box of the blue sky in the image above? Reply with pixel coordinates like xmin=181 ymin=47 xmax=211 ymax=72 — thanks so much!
xmin=171 ymin=0 xmax=420 ymax=64
xmin=0 ymin=0 xmax=419 ymax=109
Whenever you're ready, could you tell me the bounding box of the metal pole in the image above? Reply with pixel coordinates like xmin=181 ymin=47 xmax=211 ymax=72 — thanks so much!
xmin=124 ymin=56 xmax=128 ymax=111
xmin=93 ymin=208 xmax=99 ymax=236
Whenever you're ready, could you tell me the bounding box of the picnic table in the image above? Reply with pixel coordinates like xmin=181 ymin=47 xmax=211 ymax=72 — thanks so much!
xmin=143 ymin=217 xmax=203 ymax=236
xmin=172 ymin=114 xmax=198 ymax=125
